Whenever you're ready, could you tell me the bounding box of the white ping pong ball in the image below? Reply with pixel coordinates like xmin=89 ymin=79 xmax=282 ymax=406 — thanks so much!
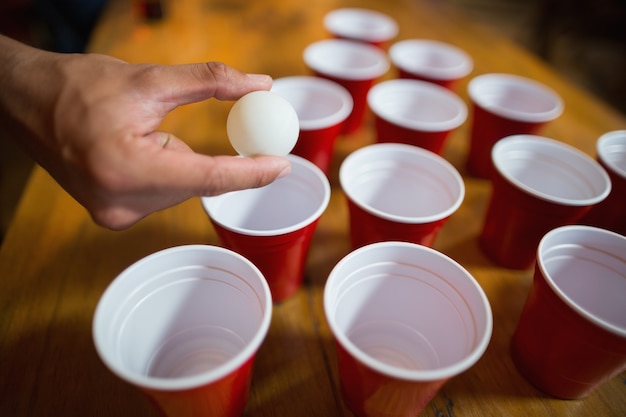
xmin=227 ymin=90 xmax=299 ymax=156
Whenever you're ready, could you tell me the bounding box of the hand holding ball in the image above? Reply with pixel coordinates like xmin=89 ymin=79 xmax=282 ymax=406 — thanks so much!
xmin=227 ymin=91 xmax=299 ymax=156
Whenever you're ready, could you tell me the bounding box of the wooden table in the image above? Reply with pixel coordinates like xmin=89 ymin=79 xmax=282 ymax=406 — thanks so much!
xmin=1 ymin=0 xmax=625 ymax=416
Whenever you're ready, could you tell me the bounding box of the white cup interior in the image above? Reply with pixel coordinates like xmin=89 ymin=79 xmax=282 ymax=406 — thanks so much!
xmin=367 ymin=79 xmax=467 ymax=131
xmin=271 ymin=76 xmax=354 ymax=130
xmin=468 ymin=73 xmax=563 ymax=122
xmin=389 ymin=39 xmax=473 ymax=80
xmin=324 ymin=241 xmax=492 ymax=380
xmin=340 ymin=143 xmax=465 ymax=223
xmin=538 ymin=226 xmax=626 ymax=337
xmin=323 ymin=7 xmax=398 ymax=43
xmin=597 ymin=130 xmax=626 ymax=179
xmin=93 ymin=245 xmax=272 ymax=390
xmin=202 ymin=154 xmax=330 ymax=235
xmin=303 ymin=39 xmax=390 ymax=80
xmin=492 ymin=135 xmax=611 ymax=205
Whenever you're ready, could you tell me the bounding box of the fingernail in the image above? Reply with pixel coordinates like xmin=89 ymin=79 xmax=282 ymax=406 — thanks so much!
xmin=277 ymin=164 xmax=291 ymax=179
xmin=247 ymin=73 xmax=273 ymax=84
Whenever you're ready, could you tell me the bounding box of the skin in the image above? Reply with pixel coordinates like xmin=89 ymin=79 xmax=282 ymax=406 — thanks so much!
xmin=0 ymin=34 xmax=291 ymax=230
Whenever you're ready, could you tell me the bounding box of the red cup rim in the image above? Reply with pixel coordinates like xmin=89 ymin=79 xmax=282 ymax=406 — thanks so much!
xmin=468 ymin=73 xmax=564 ymax=123
xmin=271 ymin=76 xmax=354 ymax=130
xmin=492 ymin=135 xmax=611 ymax=206
xmin=367 ymin=79 xmax=467 ymax=132
xmin=537 ymin=225 xmax=626 ymax=338
xmin=389 ymin=39 xmax=473 ymax=80
xmin=202 ymin=155 xmax=331 ymax=236
xmin=303 ymin=39 xmax=390 ymax=81
xmin=323 ymin=8 xmax=398 ymax=43
xmin=597 ymin=130 xmax=626 ymax=180
xmin=324 ymin=241 xmax=493 ymax=381
xmin=92 ymin=245 xmax=273 ymax=390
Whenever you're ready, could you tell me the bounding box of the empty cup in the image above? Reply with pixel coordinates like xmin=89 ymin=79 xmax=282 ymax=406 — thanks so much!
xmin=580 ymin=130 xmax=626 ymax=235
xmin=340 ymin=143 xmax=465 ymax=249
xmin=323 ymin=7 xmax=398 ymax=48
xmin=324 ymin=241 xmax=493 ymax=417
xmin=511 ymin=225 xmax=626 ymax=399
xmin=303 ymin=39 xmax=390 ymax=134
xmin=93 ymin=245 xmax=272 ymax=417
xmin=367 ymin=78 xmax=467 ymax=154
xmin=480 ymin=135 xmax=611 ymax=269
xmin=467 ymin=73 xmax=564 ymax=178
xmin=389 ymin=39 xmax=473 ymax=89
xmin=271 ymin=76 xmax=353 ymax=175
xmin=201 ymin=154 xmax=331 ymax=302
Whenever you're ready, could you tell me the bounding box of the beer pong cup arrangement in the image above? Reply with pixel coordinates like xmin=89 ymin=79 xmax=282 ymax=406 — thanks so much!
xmin=480 ymin=135 xmax=611 ymax=269
xmin=467 ymin=73 xmax=564 ymax=178
xmin=323 ymin=7 xmax=398 ymax=48
xmin=201 ymin=154 xmax=330 ymax=302
xmin=511 ymin=226 xmax=626 ymax=399
xmin=367 ymin=78 xmax=468 ymax=154
xmin=340 ymin=143 xmax=465 ymax=249
xmin=303 ymin=38 xmax=390 ymax=134
xmin=324 ymin=241 xmax=492 ymax=417
xmin=580 ymin=130 xmax=626 ymax=235
xmin=92 ymin=245 xmax=272 ymax=417
xmin=271 ymin=76 xmax=353 ymax=175
xmin=389 ymin=39 xmax=473 ymax=89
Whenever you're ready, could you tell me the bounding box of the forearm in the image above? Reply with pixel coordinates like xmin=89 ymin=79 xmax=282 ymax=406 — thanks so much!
xmin=0 ymin=35 xmax=63 ymax=166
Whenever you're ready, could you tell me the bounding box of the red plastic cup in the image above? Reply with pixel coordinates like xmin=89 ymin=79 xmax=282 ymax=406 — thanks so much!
xmin=389 ymin=39 xmax=473 ymax=89
xmin=303 ymin=39 xmax=390 ymax=134
xmin=467 ymin=73 xmax=564 ymax=178
xmin=580 ymin=130 xmax=626 ymax=235
xmin=367 ymin=79 xmax=467 ymax=154
xmin=271 ymin=76 xmax=353 ymax=175
xmin=339 ymin=143 xmax=465 ymax=249
xmin=92 ymin=245 xmax=272 ymax=417
xmin=201 ymin=154 xmax=330 ymax=302
xmin=480 ymin=135 xmax=611 ymax=269
xmin=323 ymin=8 xmax=398 ymax=49
xmin=511 ymin=225 xmax=626 ymax=399
xmin=324 ymin=241 xmax=492 ymax=417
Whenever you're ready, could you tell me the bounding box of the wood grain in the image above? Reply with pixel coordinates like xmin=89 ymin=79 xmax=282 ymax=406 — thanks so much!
xmin=1 ymin=0 xmax=624 ymax=416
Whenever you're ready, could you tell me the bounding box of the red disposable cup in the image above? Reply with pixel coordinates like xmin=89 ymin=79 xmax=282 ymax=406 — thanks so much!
xmin=92 ymin=245 xmax=272 ymax=417
xmin=201 ymin=154 xmax=330 ymax=302
xmin=271 ymin=76 xmax=353 ymax=175
xmin=323 ymin=7 xmax=398 ymax=49
xmin=324 ymin=241 xmax=492 ymax=417
xmin=467 ymin=73 xmax=563 ymax=178
xmin=339 ymin=143 xmax=465 ymax=249
xmin=367 ymin=79 xmax=467 ymax=154
xmin=579 ymin=130 xmax=626 ymax=235
xmin=511 ymin=225 xmax=626 ymax=399
xmin=303 ymin=39 xmax=390 ymax=134
xmin=389 ymin=39 xmax=473 ymax=89
xmin=480 ymin=135 xmax=611 ymax=269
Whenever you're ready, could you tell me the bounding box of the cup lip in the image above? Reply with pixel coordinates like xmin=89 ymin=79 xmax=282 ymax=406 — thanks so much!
xmin=468 ymin=73 xmax=564 ymax=123
xmin=303 ymin=39 xmax=390 ymax=80
xmin=367 ymin=78 xmax=468 ymax=131
xmin=492 ymin=135 xmax=612 ymax=206
xmin=271 ymin=76 xmax=354 ymax=130
xmin=324 ymin=241 xmax=493 ymax=381
xmin=340 ymin=143 xmax=465 ymax=223
xmin=323 ymin=7 xmax=399 ymax=43
xmin=537 ymin=225 xmax=626 ymax=338
xmin=201 ymin=154 xmax=331 ymax=236
xmin=597 ymin=129 xmax=626 ymax=180
xmin=92 ymin=244 xmax=273 ymax=391
xmin=389 ymin=39 xmax=473 ymax=80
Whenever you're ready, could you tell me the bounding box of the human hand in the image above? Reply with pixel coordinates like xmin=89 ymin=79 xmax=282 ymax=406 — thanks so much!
xmin=0 ymin=36 xmax=290 ymax=230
